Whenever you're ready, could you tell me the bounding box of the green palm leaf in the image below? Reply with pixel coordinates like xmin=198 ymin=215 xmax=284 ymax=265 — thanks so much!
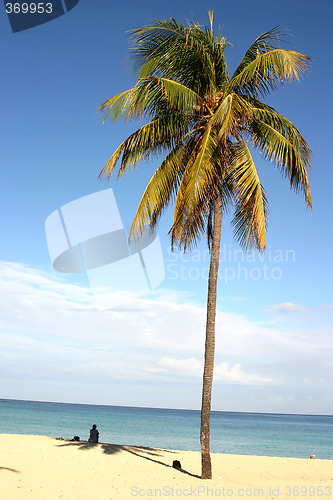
xmin=213 ymin=93 xmax=252 ymax=142
xmin=99 ymin=115 xmax=191 ymax=178
xmin=173 ymin=124 xmax=215 ymax=216
xmin=98 ymin=87 xmax=141 ymax=122
xmin=250 ymin=111 xmax=312 ymax=207
xmin=229 ymin=48 xmax=310 ymax=98
xmin=129 ymin=143 xmax=185 ymax=238
xmin=130 ymin=18 xmax=226 ymax=94
xmin=231 ymin=141 xmax=268 ymax=250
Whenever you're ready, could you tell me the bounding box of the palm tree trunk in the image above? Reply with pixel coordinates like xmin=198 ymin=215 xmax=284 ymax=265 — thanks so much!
xmin=200 ymin=194 xmax=223 ymax=479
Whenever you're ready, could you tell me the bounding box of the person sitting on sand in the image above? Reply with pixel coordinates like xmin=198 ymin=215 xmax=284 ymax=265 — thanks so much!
xmin=88 ymin=424 xmax=99 ymax=443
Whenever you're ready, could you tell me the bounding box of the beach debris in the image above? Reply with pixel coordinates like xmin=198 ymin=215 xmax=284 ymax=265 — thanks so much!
xmin=172 ymin=460 xmax=182 ymax=469
xmin=310 ymin=455 xmax=316 ymax=459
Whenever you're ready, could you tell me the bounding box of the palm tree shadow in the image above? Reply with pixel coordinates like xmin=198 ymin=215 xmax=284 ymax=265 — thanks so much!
xmin=56 ymin=441 xmax=200 ymax=479
xmin=0 ymin=466 xmax=20 ymax=473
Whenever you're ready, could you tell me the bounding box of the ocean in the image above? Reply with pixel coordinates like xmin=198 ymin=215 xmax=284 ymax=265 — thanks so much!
xmin=1 ymin=399 xmax=332 ymax=460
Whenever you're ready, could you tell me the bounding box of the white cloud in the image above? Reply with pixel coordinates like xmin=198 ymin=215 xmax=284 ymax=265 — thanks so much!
xmin=320 ymin=305 xmax=333 ymax=315
xmin=265 ymin=302 xmax=310 ymax=314
xmin=157 ymin=357 xmax=202 ymax=376
xmin=214 ymin=362 xmax=275 ymax=385
xmin=156 ymin=357 xmax=276 ymax=385
xmin=1 ymin=261 xmax=333 ymax=412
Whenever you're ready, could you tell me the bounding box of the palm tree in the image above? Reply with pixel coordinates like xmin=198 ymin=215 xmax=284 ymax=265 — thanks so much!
xmin=98 ymin=13 xmax=312 ymax=479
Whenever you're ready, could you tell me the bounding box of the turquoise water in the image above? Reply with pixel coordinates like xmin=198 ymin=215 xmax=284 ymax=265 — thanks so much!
xmin=1 ymin=399 xmax=332 ymax=459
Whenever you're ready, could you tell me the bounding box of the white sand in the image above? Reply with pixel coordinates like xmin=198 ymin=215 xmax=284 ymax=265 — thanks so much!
xmin=1 ymin=435 xmax=332 ymax=499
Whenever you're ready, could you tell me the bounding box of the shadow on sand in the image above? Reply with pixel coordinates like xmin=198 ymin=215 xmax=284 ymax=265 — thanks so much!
xmin=56 ymin=440 xmax=200 ymax=479
xmin=0 ymin=466 xmax=20 ymax=473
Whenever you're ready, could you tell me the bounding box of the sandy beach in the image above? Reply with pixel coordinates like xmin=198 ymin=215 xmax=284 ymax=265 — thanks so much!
xmin=1 ymin=434 xmax=332 ymax=499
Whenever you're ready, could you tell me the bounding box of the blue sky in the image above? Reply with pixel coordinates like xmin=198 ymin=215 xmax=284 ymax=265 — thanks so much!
xmin=1 ymin=0 xmax=332 ymax=414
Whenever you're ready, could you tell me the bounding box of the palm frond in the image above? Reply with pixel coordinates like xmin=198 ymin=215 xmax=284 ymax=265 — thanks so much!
xmin=98 ymin=87 xmax=141 ymax=122
xmin=144 ymin=76 xmax=202 ymax=113
xmin=231 ymin=141 xmax=268 ymax=250
xmin=99 ymin=114 xmax=190 ymax=178
xmin=229 ymin=47 xmax=310 ymax=98
xmin=250 ymin=110 xmax=312 ymax=207
xmin=99 ymin=17 xmax=312 ymax=254
xmin=98 ymin=76 xmax=202 ymax=126
xmin=231 ymin=26 xmax=286 ymax=76
xmin=170 ymin=195 xmax=212 ymax=251
xmin=170 ymin=126 xmax=227 ymax=249
xmin=170 ymin=178 xmax=232 ymax=251
xmin=129 ymin=144 xmax=185 ymax=238
xmin=174 ymin=124 xmax=215 ymax=214
xmin=98 ymin=141 xmax=127 ymax=179
xmin=129 ymin=18 xmax=227 ymax=95
xmin=213 ymin=93 xmax=253 ymax=142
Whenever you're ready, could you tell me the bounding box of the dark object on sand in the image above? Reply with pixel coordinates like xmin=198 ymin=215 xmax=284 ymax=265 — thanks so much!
xmin=71 ymin=436 xmax=80 ymax=441
xmin=172 ymin=460 xmax=181 ymax=469
xmin=310 ymin=455 xmax=316 ymax=459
